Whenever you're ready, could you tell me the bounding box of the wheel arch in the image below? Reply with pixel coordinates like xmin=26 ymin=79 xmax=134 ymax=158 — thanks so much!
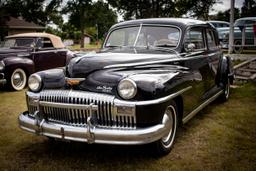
xmin=173 ymin=95 xmax=183 ymax=125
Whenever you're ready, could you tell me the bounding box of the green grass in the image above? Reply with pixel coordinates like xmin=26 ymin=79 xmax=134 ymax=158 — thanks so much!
xmin=67 ymin=44 xmax=101 ymax=51
xmin=0 ymin=83 xmax=256 ymax=170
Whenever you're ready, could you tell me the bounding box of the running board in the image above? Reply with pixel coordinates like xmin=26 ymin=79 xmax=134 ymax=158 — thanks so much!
xmin=182 ymin=90 xmax=223 ymax=124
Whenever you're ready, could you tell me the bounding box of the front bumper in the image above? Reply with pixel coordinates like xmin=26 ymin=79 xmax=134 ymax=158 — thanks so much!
xmin=0 ymin=73 xmax=6 ymax=85
xmin=19 ymin=111 xmax=168 ymax=145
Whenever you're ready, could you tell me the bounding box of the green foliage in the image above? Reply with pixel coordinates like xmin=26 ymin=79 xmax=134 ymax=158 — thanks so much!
xmin=63 ymin=0 xmax=117 ymax=47
xmin=241 ymin=0 xmax=256 ymax=17
xmin=0 ymin=0 xmax=63 ymax=26
xmin=107 ymin=0 xmax=219 ymax=20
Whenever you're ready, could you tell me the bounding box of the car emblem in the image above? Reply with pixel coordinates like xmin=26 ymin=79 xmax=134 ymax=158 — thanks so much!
xmin=96 ymin=86 xmax=112 ymax=93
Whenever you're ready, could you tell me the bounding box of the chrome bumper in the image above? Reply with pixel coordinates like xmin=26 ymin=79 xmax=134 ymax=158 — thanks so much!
xmin=19 ymin=112 xmax=168 ymax=145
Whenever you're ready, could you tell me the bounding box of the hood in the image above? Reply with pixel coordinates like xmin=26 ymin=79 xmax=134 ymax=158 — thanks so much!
xmin=67 ymin=51 xmax=190 ymax=99
xmin=0 ymin=47 xmax=31 ymax=60
xmin=67 ymin=51 xmax=180 ymax=78
xmin=78 ymin=63 xmax=190 ymax=99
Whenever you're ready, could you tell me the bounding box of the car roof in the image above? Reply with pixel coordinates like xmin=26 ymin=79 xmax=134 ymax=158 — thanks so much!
xmin=6 ymin=32 xmax=65 ymax=48
xmin=235 ymin=17 xmax=256 ymax=26
xmin=112 ymin=18 xmax=209 ymax=29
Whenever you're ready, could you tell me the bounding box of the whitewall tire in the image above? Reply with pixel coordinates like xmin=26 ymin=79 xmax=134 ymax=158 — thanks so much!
xmin=10 ymin=68 xmax=27 ymax=91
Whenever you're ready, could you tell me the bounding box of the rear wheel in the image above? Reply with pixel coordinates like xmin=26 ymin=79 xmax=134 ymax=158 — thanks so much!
xmin=9 ymin=68 xmax=27 ymax=91
xmin=219 ymin=77 xmax=230 ymax=101
xmin=154 ymin=101 xmax=178 ymax=156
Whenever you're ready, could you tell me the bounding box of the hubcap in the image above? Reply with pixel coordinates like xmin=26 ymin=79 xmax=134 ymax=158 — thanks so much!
xmin=225 ymin=80 xmax=230 ymax=99
xmin=13 ymin=72 xmax=24 ymax=87
xmin=161 ymin=106 xmax=176 ymax=148
xmin=11 ymin=69 xmax=26 ymax=90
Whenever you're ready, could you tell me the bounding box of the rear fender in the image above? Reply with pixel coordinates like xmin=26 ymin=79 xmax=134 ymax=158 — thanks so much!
xmin=219 ymin=55 xmax=234 ymax=85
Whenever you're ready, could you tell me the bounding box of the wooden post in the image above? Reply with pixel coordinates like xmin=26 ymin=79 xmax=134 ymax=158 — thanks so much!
xmin=228 ymin=0 xmax=235 ymax=54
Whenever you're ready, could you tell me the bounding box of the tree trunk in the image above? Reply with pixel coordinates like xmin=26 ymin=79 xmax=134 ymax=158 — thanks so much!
xmin=80 ymin=28 xmax=85 ymax=48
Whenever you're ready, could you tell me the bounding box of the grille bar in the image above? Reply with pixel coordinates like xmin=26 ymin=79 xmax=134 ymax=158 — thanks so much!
xmin=27 ymin=90 xmax=136 ymax=128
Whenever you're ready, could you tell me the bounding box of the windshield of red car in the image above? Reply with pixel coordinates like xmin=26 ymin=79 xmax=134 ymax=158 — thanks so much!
xmin=104 ymin=25 xmax=180 ymax=49
xmin=3 ymin=38 xmax=36 ymax=48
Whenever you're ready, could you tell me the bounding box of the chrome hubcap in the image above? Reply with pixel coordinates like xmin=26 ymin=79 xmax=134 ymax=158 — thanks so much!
xmin=161 ymin=106 xmax=176 ymax=148
xmin=13 ymin=72 xmax=24 ymax=87
xmin=225 ymin=80 xmax=230 ymax=99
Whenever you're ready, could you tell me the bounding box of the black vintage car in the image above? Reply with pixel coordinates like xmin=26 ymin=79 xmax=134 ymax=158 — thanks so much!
xmin=18 ymin=18 xmax=234 ymax=155
xmin=0 ymin=33 xmax=75 ymax=90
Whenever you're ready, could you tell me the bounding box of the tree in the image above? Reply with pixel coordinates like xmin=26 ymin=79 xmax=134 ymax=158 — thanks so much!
xmin=85 ymin=1 xmax=117 ymax=40
xmin=241 ymin=0 xmax=256 ymax=17
xmin=0 ymin=0 xmax=63 ymax=26
xmin=63 ymin=0 xmax=92 ymax=48
xmin=107 ymin=0 xmax=220 ymax=20
xmin=63 ymin=0 xmax=117 ymax=47
xmin=187 ymin=0 xmax=221 ymax=20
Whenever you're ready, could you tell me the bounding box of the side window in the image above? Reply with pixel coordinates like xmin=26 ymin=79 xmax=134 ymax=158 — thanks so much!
xmin=206 ymin=30 xmax=217 ymax=50
xmin=42 ymin=38 xmax=54 ymax=48
xmin=185 ymin=28 xmax=205 ymax=50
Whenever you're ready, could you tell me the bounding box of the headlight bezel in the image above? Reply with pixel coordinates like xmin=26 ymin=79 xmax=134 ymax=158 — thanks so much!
xmin=0 ymin=60 xmax=5 ymax=71
xmin=28 ymin=74 xmax=42 ymax=92
xmin=117 ymin=78 xmax=137 ymax=100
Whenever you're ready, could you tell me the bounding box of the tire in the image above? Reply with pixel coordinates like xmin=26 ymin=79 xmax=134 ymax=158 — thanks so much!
xmin=9 ymin=68 xmax=27 ymax=91
xmin=233 ymin=40 xmax=243 ymax=54
xmin=154 ymin=101 xmax=178 ymax=156
xmin=219 ymin=77 xmax=230 ymax=102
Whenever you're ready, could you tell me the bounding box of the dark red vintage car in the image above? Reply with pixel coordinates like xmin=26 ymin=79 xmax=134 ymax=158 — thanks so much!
xmin=0 ymin=33 xmax=75 ymax=90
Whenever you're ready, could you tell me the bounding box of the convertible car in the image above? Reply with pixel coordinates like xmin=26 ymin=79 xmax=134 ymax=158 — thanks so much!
xmin=0 ymin=33 xmax=75 ymax=90
xmin=18 ymin=18 xmax=234 ymax=156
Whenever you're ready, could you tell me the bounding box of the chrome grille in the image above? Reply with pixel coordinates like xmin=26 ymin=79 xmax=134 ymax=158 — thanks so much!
xmin=27 ymin=90 xmax=136 ymax=128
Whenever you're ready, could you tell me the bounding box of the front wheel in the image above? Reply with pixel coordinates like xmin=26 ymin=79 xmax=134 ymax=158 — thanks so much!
xmin=154 ymin=101 xmax=178 ymax=156
xmin=9 ymin=68 xmax=27 ymax=91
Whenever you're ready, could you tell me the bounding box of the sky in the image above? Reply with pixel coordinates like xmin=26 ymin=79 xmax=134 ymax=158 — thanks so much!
xmin=210 ymin=0 xmax=244 ymax=15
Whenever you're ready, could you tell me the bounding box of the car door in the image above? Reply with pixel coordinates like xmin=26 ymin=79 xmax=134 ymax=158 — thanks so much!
xmin=33 ymin=37 xmax=66 ymax=72
xmin=205 ymin=28 xmax=222 ymax=97
xmin=181 ymin=26 xmax=214 ymax=116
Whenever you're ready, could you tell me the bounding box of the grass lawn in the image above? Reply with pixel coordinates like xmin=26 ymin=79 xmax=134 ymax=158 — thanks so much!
xmin=0 ymin=83 xmax=256 ymax=171
xmin=67 ymin=44 xmax=101 ymax=51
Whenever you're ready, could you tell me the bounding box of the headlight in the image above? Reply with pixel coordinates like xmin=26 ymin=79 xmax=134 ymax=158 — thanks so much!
xmin=117 ymin=78 xmax=137 ymax=100
xmin=0 ymin=61 xmax=5 ymax=71
xmin=28 ymin=74 xmax=42 ymax=92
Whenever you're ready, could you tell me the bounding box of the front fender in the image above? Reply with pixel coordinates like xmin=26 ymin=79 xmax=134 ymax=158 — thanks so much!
xmin=3 ymin=57 xmax=34 ymax=76
xmin=126 ymin=65 xmax=200 ymax=101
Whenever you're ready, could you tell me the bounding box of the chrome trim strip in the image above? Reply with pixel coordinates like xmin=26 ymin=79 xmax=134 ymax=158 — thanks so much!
xmin=65 ymin=77 xmax=86 ymax=81
xmin=103 ymin=23 xmax=182 ymax=49
xmin=114 ymin=86 xmax=192 ymax=106
xmin=134 ymin=23 xmax=142 ymax=47
xmin=39 ymin=101 xmax=98 ymax=111
xmin=182 ymin=90 xmax=223 ymax=124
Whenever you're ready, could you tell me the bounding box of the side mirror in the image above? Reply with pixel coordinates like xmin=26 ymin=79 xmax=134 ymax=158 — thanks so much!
xmin=185 ymin=43 xmax=196 ymax=52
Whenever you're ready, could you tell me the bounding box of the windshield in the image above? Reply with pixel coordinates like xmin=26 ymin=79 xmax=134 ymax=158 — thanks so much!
xmin=105 ymin=25 xmax=180 ymax=49
xmin=3 ymin=38 xmax=36 ymax=48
